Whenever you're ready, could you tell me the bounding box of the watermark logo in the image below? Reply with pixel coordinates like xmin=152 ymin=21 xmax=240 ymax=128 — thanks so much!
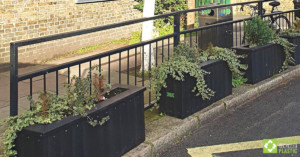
xmin=263 ymin=139 xmax=277 ymax=153
xmin=263 ymin=138 xmax=298 ymax=154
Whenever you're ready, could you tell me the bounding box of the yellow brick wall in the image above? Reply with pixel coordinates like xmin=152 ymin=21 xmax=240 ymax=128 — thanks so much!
xmin=0 ymin=0 xmax=142 ymax=64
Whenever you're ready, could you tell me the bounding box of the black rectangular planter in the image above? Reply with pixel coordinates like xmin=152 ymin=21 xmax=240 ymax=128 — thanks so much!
xmin=15 ymin=85 xmax=146 ymax=157
xmin=281 ymin=35 xmax=300 ymax=65
xmin=159 ymin=60 xmax=232 ymax=119
xmin=235 ymin=44 xmax=285 ymax=84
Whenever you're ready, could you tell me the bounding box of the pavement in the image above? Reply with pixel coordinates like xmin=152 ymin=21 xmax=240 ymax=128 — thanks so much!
xmin=124 ymin=65 xmax=300 ymax=157
xmin=157 ymin=73 xmax=300 ymax=157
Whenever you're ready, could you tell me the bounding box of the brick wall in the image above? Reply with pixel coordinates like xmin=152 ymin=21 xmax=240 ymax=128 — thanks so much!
xmin=232 ymin=0 xmax=294 ymax=15
xmin=0 ymin=0 xmax=142 ymax=65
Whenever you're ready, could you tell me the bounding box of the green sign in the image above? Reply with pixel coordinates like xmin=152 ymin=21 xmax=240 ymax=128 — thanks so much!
xmin=263 ymin=139 xmax=278 ymax=153
xmin=167 ymin=92 xmax=175 ymax=98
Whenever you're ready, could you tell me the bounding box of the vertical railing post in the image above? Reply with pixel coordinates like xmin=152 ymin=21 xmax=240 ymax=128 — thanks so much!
xmin=174 ymin=13 xmax=181 ymax=47
xmin=258 ymin=1 xmax=263 ymax=17
xmin=10 ymin=43 xmax=18 ymax=116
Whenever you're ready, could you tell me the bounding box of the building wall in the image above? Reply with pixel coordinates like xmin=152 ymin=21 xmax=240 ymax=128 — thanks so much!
xmin=0 ymin=0 xmax=142 ymax=64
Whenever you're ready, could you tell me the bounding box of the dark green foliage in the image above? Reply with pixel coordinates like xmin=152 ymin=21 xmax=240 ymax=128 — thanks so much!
xmin=244 ymin=16 xmax=275 ymax=47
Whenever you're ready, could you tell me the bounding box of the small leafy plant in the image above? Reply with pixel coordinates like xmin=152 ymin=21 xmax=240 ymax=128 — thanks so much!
xmin=244 ymin=17 xmax=296 ymax=70
xmin=0 ymin=66 xmax=111 ymax=157
xmin=232 ymin=75 xmax=248 ymax=87
xmin=282 ymin=18 xmax=300 ymax=36
xmin=244 ymin=16 xmax=275 ymax=47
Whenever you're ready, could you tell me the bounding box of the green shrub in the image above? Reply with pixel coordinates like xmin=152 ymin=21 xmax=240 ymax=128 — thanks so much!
xmin=134 ymin=0 xmax=187 ymax=37
xmin=244 ymin=16 xmax=274 ymax=47
xmin=154 ymin=19 xmax=174 ymax=36
xmin=244 ymin=17 xmax=296 ymax=70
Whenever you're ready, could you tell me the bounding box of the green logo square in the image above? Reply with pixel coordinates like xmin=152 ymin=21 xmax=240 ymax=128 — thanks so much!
xmin=263 ymin=139 xmax=277 ymax=154
xmin=166 ymin=92 xmax=174 ymax=98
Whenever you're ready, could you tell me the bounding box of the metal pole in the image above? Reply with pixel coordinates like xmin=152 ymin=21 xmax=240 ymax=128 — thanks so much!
xmin=258 ymin=1 xmax=263 ymax=17
xmin=294 ymin=0 xmax=300 ymax=19
xmin=174 ymin=13 xmax=181 ymax=47
xmin=10 ymin=43 xmax=18 ymax=116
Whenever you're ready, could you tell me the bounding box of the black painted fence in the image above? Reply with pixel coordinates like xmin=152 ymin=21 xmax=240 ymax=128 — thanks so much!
xmin=10 ymin=0 xmax=299 ymax=116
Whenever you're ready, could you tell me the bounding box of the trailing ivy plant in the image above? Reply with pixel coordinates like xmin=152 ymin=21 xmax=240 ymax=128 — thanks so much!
xmin=171 ymin=44 xmax=248 ymax=87
xmin=200 ymin=43 xmax=248 ymax=87
xmin=151 ymin=45 xmax=215 ymax=103
xmin=271 ymin=36 xmax=296 ymax=70
xmin=244 ymin=16 xmax=296 ymax=70
xmin=151 ymin=43 xmax=248 ymax=104
xmin=0 ymin=66 xmax=111 ymax=157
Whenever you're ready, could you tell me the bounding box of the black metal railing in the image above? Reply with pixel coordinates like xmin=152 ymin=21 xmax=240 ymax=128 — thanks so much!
xmin=10 ymin=0 xmax=299 ymax=116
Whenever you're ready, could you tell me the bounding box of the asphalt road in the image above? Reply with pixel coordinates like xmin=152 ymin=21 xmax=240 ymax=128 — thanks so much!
xmin=158 ymin=75 xmax=300 ymax=157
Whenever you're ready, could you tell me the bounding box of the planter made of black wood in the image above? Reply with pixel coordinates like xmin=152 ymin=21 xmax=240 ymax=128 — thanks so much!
xmin=281 ymin=35 xmax=300 ymax=65
xmin=235 ymin=44 xmax=285 ymax=84
xmin=15 ymin=85 xmax=146 ymax=157
xmin=159 ymin=60 xmax=232 ymax=119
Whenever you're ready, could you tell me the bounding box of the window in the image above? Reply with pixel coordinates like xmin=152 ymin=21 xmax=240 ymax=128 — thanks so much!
xmin=76 ymin=0 xmax=108 ymax=4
